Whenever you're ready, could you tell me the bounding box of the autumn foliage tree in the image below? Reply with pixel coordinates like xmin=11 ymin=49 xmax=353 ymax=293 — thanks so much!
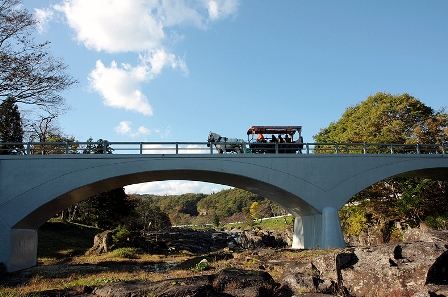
xmin=314 ymin=92 xmax=448 ymax=232
xmin=314 ymin=92 xmax=448 ymax=145
xmin=0 ymin=0 xmax=77 ymax=109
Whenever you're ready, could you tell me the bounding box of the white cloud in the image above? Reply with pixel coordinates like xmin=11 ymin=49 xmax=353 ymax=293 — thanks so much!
xmin=53 ymin=0 xmax=238 ymax=54
xmin=88 ymin=49 xmax=189 ymax=115
xmin=115 ymin=121 xmax=133 ymax=134
xmin=125 ymin=181 xmax=230 ymax=195
xmin=34 ymin=8 xmax=54 ymax=33
xmin=141 ymin=143 xmax=209 ymax=154
xmin=206 ymin=0 xmax=239 ymax=21
xmin=114 ymin=121 xmax=151 ymax=137
xmin=52 ymin=0 xmax=238 ymax=115
xmin=54 ymin=0 xmax=164 ymax=53
xmin=137 ymin=126 xmax=151 ymax=135
xmin=89 ymin=60 xmax=154 ymax=115
xmin=153 ymin=127 xmax=172 ymax=138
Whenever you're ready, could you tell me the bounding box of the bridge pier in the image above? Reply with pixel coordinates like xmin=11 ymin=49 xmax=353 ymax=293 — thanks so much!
xmin=0 ymin=223 xmax=38 ymax=272
xmin=292 ymin=207 xmax=346 ymax=249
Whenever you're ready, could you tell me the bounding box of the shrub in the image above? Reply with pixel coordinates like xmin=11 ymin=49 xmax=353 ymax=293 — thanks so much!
xmin=109 ymin=247 xmax=140 ymax=259
xmin=112 ymin=225 xmax=132 ymax=246
xmin=426 ymin=213 xmax=448 ymax=230
xmin=190 ymin=259 xmax=211 ymax=272
xmin=340 ymin=205 xmax=367 ymax=236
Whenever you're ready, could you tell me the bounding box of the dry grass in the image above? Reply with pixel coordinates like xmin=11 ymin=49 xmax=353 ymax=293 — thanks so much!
xmin=0 ymin=220 xmax=339 ymax=296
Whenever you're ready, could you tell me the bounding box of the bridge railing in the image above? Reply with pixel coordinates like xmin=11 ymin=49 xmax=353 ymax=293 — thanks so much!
xmin=0 ymin=141 xmax=446 ymax=155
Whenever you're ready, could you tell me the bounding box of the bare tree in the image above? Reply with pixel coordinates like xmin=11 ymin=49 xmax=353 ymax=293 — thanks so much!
xmin=0 ymin=0 xmax=78 ymax=109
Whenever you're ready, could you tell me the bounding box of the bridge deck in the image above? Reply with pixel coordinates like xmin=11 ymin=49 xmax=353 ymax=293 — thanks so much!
xmin=1 ymin=141 xmax=446 ymax=155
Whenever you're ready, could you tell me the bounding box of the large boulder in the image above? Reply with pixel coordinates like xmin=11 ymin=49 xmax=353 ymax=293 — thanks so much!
xmin=338 ymin=242 xmax=447 ymax=296
xmin=236 ymin=230 xmax=287 ymax=249
xmin=403 ymin=228 xmax=448 ymax=245
xmin=282 ymin=240 xmax=448 ymax=296
xmin=93 ymin=269 xmax=280 ymax=297
xmin=87 ymin=230 xmax=114 ymax=255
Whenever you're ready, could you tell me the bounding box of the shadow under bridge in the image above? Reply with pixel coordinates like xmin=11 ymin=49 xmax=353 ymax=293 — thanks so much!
xmin=1 ymin=152 xmax=448 ymax=272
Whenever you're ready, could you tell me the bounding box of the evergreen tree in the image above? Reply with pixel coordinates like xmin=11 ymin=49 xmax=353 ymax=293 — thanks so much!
xmin=0 ymin=97 xmax=24 ymax=154
xmin=83 ymin=137 xmax=113 ymax=154
xmin=76 ymin=188 xmax=135 ymax=229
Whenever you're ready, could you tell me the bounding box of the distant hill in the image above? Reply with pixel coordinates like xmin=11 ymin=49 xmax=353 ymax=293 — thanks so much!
xmin=133 ymin=188 xmax=289 ymax=226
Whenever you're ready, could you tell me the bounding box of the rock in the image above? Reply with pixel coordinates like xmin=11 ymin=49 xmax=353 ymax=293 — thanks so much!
xmin=279 ymin=239 xmax=448 ymax=296
xmin=237 ymin=230 xmax=286 ymax=249
xmin=281 ymin=262 xmax=320 ymax=293
xmin=213 ymin=269 xmax=279 ymax=297
xmin=143 ymin=228 xmax=237 ymax=254
xmin=403 ymin=228 xmax=448 ymax=245
xmin=318 ymin=242 xmax=447 ymax=296
xmin=93 ymin=277 xmax=212 ymax=297
xmin=87 ymin=230 xmax=114 ymax=255
xmin=344 ymin=227 xmax=384 ymax=246
xmin=297 ymin=293 xmax=336 ymax=297
xmin=93 ymin=269 xmax=279 ymax=297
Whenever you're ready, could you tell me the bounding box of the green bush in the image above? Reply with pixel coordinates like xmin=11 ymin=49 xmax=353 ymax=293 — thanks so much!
xmin=426 ymin=214 xmax=448 ymax=230
xmin=340 ymin=205 xmax=367 ymax=236
xmin=190 ymin=260 xmax=211 ymax=272
xmin=112 ymin=225 xmax=132 ymax=246
xmin=109 ymin=247 xmax=140 ymax=259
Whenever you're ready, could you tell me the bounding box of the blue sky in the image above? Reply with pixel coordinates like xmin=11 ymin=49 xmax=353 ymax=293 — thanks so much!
xmin=21 ymin=0 xmax=448 ymax=195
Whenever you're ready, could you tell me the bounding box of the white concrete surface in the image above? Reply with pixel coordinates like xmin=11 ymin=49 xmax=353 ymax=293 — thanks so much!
xmin=1 ymin=153 xmax=447 ymax=271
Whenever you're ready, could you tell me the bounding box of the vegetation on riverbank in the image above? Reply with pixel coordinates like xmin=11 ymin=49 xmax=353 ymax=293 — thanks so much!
xmin=0 ymin=219 xmax=332 ymax=296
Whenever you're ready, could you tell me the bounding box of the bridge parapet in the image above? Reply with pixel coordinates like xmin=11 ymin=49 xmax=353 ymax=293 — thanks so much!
xmin=0 ymin=141 xmax=446 ymax=155
xmin=1 ymin=146 xmax=447 ymax=272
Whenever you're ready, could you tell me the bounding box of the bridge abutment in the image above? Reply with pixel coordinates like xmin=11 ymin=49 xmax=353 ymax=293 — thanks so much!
xmin=0 ymin=224 xmax=37 ymax=272
xmin=292 ymin=207 xmax=346 ymax=249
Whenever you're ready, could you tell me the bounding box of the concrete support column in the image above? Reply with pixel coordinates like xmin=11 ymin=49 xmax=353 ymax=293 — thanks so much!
xmin=292 ymin=213 xmax=322 ymax=249
xmin=321 ymin=207 xmax=346 ymax=249
xmin=0 ymin=219 xmax=11 ymax=269
xmin=292 ymin=207 xmax=346 ymax=249
xmin=0 ymin=222 xmax=38 ymax=272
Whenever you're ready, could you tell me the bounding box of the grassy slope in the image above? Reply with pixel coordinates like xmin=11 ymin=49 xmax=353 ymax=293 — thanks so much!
xmin=37 ymin=219 xmax=102 ymax=263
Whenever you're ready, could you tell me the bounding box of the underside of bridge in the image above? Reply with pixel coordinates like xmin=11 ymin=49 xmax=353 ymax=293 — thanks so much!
xmin=2 ymin=167 xmax=337 ymax=272
xmin=1 ymin=153 xmax=447 ymax=272
xmin=12 ymin=169 xmax=319 ymax=229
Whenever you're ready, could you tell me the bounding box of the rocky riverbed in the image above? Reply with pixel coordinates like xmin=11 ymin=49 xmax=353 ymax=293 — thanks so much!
xmin=2 ymin=228 xmax=448 ymax=296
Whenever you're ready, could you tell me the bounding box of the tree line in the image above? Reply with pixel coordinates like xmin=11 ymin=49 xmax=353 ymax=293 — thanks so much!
xmin=60 ymin=188 xmax=289 ymax=231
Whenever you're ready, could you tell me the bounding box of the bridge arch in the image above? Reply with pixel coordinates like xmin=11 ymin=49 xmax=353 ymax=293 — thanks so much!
xmin=1 ymin=153 xmax=447 ymax=272
xmin=13 ymin=168 xmax=317 ymax=230
xmin=323 ymin=155 xmax=448 ymax=209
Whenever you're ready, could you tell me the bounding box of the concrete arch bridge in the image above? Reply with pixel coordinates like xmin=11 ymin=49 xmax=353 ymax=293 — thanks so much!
xmin=1 ymin=141 xmax=447 ymax=271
